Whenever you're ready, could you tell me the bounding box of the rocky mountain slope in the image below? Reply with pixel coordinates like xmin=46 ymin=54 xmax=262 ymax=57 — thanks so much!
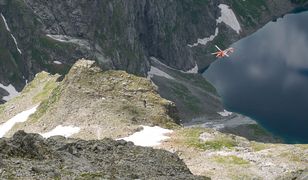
xmin=160 ymin=128 xmax=308 ymax=180
xmin=0 ymin=59 xmax=277 ymax=143
xmin=1 ymin=59 xmax=179 ymax=140
xmin=0 ymin=130 xmax=207 ymax=179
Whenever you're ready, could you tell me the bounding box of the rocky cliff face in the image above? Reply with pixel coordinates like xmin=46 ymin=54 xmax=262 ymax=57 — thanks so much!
xmin=0 ymin=0 xmax=305 ymax=92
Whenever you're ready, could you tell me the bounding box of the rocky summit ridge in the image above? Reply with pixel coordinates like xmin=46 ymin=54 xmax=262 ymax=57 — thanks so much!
xmin=1 ymin=59 xmax=179 ymax=140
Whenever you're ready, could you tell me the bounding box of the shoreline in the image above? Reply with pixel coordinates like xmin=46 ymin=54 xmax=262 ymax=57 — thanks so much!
xmin=183 ymin=112 xmax=283 ymax=143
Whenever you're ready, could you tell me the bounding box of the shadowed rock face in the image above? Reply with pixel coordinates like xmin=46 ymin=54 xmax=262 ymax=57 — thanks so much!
xmin=0 ymin=0 xmax=303 ymax=89
xmin=0 ymin=130 xmax=208 ymax=179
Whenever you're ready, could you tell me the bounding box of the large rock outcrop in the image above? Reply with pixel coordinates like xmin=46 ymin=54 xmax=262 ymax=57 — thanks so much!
xmin=0 ymin=130 xmax=208 ymax=179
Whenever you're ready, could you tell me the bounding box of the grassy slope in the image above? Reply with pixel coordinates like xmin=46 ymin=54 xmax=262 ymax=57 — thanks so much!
xmin=0 ymin=72 xmax=60 ymax=124
xmin=161 ymin=127 xmax=308 ymax=179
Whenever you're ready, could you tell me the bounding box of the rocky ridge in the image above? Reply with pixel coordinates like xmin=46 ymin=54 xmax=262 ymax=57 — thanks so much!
xmin=159 ymin=127 xmax=308 ymax=180
xmin=1 ymin=59 xmax=179 ymax=140
xmin=0 ymin=130 xmax=207 ymax=179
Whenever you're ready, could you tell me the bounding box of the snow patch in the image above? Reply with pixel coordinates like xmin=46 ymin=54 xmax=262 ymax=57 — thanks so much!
xmin=218 ymin=109 xmax=233 ymax=117
xmin=188 ymin=4 xmax=241 ymax=47
xmin=0 ymin=83 xmax=19 ymax=101
xmin=23 ymin=76 xmax=28 ymax=84
xmin=188 ymin=28 xmax=219 ymax=47
xmin=147 ymin=66 xmax=174 ymax=80
xmin=1 ymin=13 xmax=22 ymax=54
xmin=10 ymin=34 xmax=22 ymax=54
xmin=53 ymin=61 xmax=62 ymax=65
xmin=1 ymin=13 xmax=10 ymax=31
xmin=150 ymin=57 xmax=198 ymax=74
xmin=217 ymin=4 xmax=241 ymax=34
xmin=46 ymin=34 xmax=91 ymax=49
xmin=40 ymin=125 xmax=80 ymax=138
xmin=199 ymin=122 xmax=225 ymax=130
xmin=150 ymin=57 xmax=179 ymax=71
xmin=185 ymin=63 xmax=199 ymax=74
xmin=0 ymin=105 xmax=38 ymax=138
xmin=118 ymin=126 xmax=173 ymax=147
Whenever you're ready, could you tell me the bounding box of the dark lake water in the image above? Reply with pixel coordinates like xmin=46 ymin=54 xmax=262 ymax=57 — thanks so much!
xmin=204 ymin=11 xmax=308 ymax=143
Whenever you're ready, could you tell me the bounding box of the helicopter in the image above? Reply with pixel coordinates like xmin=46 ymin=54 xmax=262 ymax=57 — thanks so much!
xmin=211 ymin=45 xmax=234 ymax=58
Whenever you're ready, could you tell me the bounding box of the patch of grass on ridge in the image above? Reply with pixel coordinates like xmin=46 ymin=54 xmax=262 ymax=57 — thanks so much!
xmin=212 ymin=155 xmax=250 ymax=165
xmin=29 ymin=85 xmax=62 ymax=122
xmin=176 ymin=128 xmax=238 ymax=150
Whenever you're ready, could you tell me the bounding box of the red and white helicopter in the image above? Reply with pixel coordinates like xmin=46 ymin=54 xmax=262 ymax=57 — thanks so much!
xmin=211 ymin=45 xmax=234 ymax=58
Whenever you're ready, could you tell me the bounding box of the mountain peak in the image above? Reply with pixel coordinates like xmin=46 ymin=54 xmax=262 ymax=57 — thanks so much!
xmin=1 ymin=59 xmax=179 ymax=140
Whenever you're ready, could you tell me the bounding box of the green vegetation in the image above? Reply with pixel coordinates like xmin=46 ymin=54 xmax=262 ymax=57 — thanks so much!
xmin=153 ymin=117 xmax=179 ymax=129
xmin=0 ymin=104 xmax=5 ymax=114
xmin=212 ymin=155 xmax=250 ymax=165
xmin=120 ymin=104 xmax=145 ymax=117
xmin=176 ymin=128 xmax=238 ymax=150
xmin=250 ymin=142 xmax=269 ymax=152
xmin=169 ymin=70 xmax=218 ymax=95
xmin=230 ymin=0 xmax=268 ymax=27
xmin=295 ymin=144 xmax=308 ymax=150
xmin=78 ymin=172 xmax=104 ymax=179
xmin=209 ymin=33 xmax=229 ymax=51
xmin=203 ymin=139 xmax=238 ymax=150
xmin=69 ymin=65 xmax=179 ymax=129
xmin=248 ymin=124 xmax=270 ymax=136
xmin=32 ymin=80 xmax=58 ymax=103
xmin=169 ymin=81 xmax=201 ymax=113
xmin=21 ymin=72 xmax=60 ymax=103
xmin=30 ymin=48 xmax=49 ymax=66
xmin=29 ymin=85 xmax=62 ymax=122
xmin=279 ymin=151 xmax=302 ymax=162
xmin=230 ymin=174 xmax=257 ymax=180
xmin=22 ymin=72 xmax=50 ymax=93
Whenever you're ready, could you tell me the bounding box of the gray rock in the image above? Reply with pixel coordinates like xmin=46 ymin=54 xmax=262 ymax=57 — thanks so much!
xmin=0 ymin=130 xmax=209 ymax=179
